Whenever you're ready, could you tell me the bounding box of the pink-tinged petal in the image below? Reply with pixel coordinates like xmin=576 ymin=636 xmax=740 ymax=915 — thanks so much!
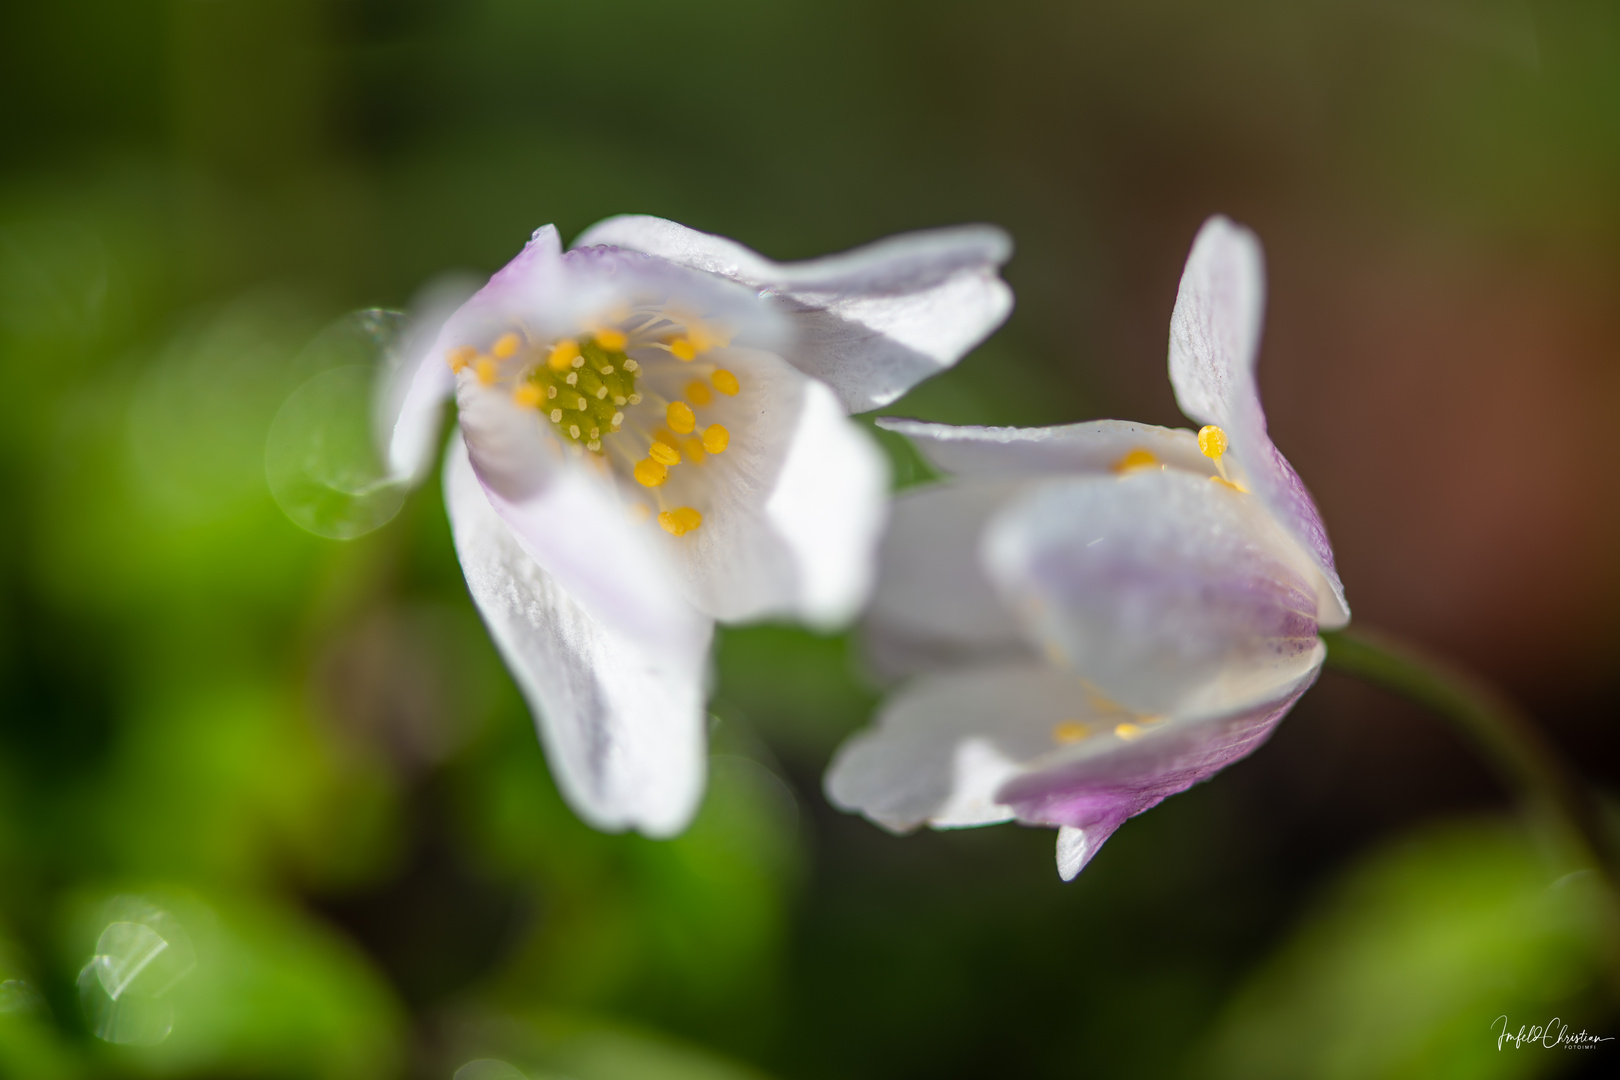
xmin=824 ymin=662 xmax=1101 ymax=833
xmin=864 ymin=478 xmax=1033 ymax=680
xmin=573 ymin=215 xmax=1013 ymax=412
xmin=456 ymin=378 xmax=707 ymax=658
xmin=650 ymin=348 xmax=887 ymax=627
xmin=1168 ymin=216 xmax=1348 ymax=626
xmin=876 ymin=417 xmax=1212 ymax=479
xmin=444 ymin=437 xmax=711 ymax=836
xmin=1000 ymin=664 xmax=1320 ymax=878
xmin=984 ymin=469 xmax=1326 ymax=718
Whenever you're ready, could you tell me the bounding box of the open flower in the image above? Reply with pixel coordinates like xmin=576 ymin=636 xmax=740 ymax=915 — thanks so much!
xmin=825 ymin=216 xmax=1348 ymax=879
xmin=381 ymin=217 xmax=1012 ymax=836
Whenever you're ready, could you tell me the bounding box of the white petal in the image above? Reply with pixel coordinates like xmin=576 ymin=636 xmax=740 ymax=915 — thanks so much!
xmin=574 ymin=216 xmax=1013 ymax=412
xmin=652 ymin=348 xmax=887 ymax=628
xmin=984 ymin=469 xmax=1326 ymax=718
xmin=864 ymin=479 xmax=1032 ymax=679
xmin=877 ymin=417 xmax=1211 ymax=479
xmin=1055 ymin=826 xmax=1092 ymax=882
xmin=444 ymin=437 xmax=710 ymax=836
xmin=379 ymin=279 xmax=476 ymax=484
xmin=1168 ymin=216 xmax=1348 ymax=625
xmin=457 ymin=380 xmax=705 ymax=655
xmin=823 ymin=662 xmax=1099 ymax=832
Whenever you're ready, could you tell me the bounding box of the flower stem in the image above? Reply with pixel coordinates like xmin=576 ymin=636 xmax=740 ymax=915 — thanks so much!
xmin=1320 ymin=626 xmax=1620 ymax=891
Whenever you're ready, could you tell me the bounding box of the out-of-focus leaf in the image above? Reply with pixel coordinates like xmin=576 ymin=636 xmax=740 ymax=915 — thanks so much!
xmin=1192 ymin=818 xmax=1614 ymax=1080
xmin=445 ymin=1009 xmax=779 ymax=1080
xmin=63 ymin=887 xmax=405 ymax=1078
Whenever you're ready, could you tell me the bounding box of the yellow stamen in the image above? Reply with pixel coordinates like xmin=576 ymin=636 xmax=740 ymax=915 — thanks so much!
xmin=1197 ymin=425 xmax=1228 ymax=460
xmin=669 ymin=338 xmax=697 ymax=362
xmin=667 ymin=401 xmax=696 ymax=434
xmin=1052 ymin=721 xmax=1091 ymax=744
xmin=701 ymin=423 xmax=730 ymax=455
xmin=1114 ymin=722 xmax=1145 ymax=741
xmin=658 ymin=507 xmax=703 ymax=536
xmin=548 ymin=340 xmax=580 ymax=372
xmin=711 ymin=369 xmax=740 ymax=396
xmin=633 ymin=458 xmax=668 ymax=487
xmin=493 ymin=332 xmax=522 ymax=359
xmin=681 ymin=437 xmax=707 ymax=463
xmin=1111 ymin=448 xmax=1159 ymax=473
xmin=594 ymin=328 xmax=627 ymax=351
xmin=513 ymin=383 xmax=543 ymax=408
xmin=1211 ymin=476 xmax=1247 ymax=492
xmin=649 ymin=441 xmax=681 ymax=466
xmin=475 ymin=358 xmax=497 ymax=386
xmin=685 ymin=380 xmax=714 ymax=406
xmin=446 ymin=345 xmax=477 ymax=372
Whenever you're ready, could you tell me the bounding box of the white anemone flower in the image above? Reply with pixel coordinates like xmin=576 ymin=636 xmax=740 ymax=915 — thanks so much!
xmin=381 ymin=217 xmax=1013 ymax=836
xmin=825 ymin=215 xmax=1349 ymax=879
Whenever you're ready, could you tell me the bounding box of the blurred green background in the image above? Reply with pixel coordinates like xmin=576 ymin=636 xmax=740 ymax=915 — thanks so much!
xmin=3 ymin=1 xmax=1619 ymax=1077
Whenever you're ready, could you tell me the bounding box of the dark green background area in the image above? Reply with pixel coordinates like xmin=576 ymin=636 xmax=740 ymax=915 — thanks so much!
xmin=3 ymin=2 xmax=1619 ymax=1078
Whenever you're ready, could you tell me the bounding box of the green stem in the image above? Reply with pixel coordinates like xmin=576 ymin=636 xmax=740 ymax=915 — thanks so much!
xmin=1320 ymin=626 xmax=1620 ymax=892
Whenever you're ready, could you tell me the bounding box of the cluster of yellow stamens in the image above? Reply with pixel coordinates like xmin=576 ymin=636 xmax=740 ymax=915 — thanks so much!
xmin=446 ymin=312 xmax=744 ymax=539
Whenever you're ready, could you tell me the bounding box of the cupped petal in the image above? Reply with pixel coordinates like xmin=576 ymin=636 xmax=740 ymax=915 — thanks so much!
xmin=1002 ymin=664 xmax=1320 ymax=879
xmin=876 ymin=417 xmax=1212 ymax=479
xmin=863 ymin=478 xmax=1033 ymax=680
xmin=650 ymin=347 xmax=888 ymax=628
xmin=573 ymin=215 xmax=1014 ymax=412
xmin=456 ymin=377 xmax=707 ymax=657
xmin=444 ymin=437 xmax=711 ymax=836
xmin=984 ymin=468 xmax=1325 ymax=719
xmin=1168 ymin=216 xmax=1348 ymax=625
xmin=824 ymin=662 xmax=1108 ymax=833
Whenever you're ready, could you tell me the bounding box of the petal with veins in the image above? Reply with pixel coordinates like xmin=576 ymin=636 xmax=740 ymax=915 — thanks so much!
xmin=1168 ymin=216 xmax=1348 ymax=625
xmin=984 ymin=469 xmax=1325 ymax=718
xmin=573 ymin=215 xmax=1013 ymax=412
xmin=877 ymin=417 xmax=1212 ymax=479
xmin=649 ymin=347 xmax=887 ymax=627
xmin=824 ymin=662 xmax=1097 ymax=833
xmin=444 ymin=437 xmax=710 ymax=836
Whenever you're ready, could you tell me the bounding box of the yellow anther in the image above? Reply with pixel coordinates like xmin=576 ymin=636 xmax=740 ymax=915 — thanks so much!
xmin=633 ymin=458 xmax=668 ymax=487
xmin=701 ymin=423 xmax=730 ymax=455
xmin=685 ymin=380 xmax=714 ymax=406
xmin=1112 ymin=448 xmax=1159 ymax=473
xmin=658 ymin=507 xmax=703 ymax=536
xmin=475 ymin=358 xmax=497 ymax=386
xmin=711 ymin=369 xmax=740 ymax=396
xmin=594 ymin=328 xmax=628 ymax=351
xmin=685 ymin=322 xmax=719 ymax=352
xmin=649 ymin=441 xmax=682 ymax=466
xmin=548 ymin=340 xmax=580 ymax=371
xmin=446 ymin=345 xmax=477 ymax=372
xmin=669 ymin=337 xmax=697 ymax=362
xmin=493 ymin=332 xmax=522 ymax=359
xmin=681 ymin=437 xmax=707 ymax=462
xmin=1197 ymin=425 xmax=1228 ymax=460
xmin=1052 ymin=721 xmax=1091 ymax=744
xmin=1114 ymin=722 xmax=1145 ymax=741
xmin=667 ymin=401 xmax=696 ymax=434
xmin=513 ymin=383 xmax=543 ymax=408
